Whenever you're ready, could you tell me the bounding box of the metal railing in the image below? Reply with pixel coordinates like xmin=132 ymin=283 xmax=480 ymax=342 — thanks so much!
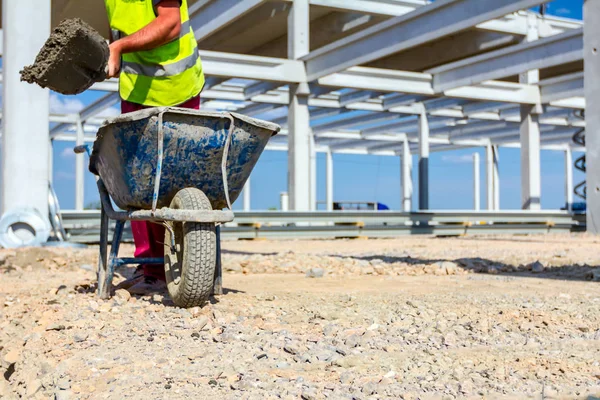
xmin=60 ymin=210 xmax=585 ymax=243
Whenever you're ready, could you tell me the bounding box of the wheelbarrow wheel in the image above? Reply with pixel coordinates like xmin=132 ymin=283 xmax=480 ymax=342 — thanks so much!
xmin=164 ymin=188 xmax=216 ymax=308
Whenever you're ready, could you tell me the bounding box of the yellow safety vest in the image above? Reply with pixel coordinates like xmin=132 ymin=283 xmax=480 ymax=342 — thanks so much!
xmin=104 ymin=0 xmax=205 ymax=106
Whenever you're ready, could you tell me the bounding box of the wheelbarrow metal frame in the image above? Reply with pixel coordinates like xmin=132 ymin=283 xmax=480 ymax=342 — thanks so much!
xmin=96 ymin=178 xmax=232 ymax=300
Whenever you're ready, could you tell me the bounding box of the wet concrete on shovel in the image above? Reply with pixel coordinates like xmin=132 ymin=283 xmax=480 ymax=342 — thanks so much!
xmin=20 ymin=18 xmax=109 ymax=95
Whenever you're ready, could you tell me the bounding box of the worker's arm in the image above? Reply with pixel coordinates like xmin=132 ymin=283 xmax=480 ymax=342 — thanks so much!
xmin=106 ymin=0 xmax=181 ymax=78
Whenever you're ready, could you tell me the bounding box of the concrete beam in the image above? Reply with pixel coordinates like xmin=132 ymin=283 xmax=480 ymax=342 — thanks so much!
xmin=243 ymin=81 xmax=281 ymax=100
xmin=313 ymin=112 xmax=400 ymax=134
xmin=318 ymin=67 xmax=541 ymax=105
xmin=431 ymin=28 xmax=583 ymax=92
xmin=302 ymin=0 xmax=548 ymax=81
xmin=199 ymin=51 xmax=307 ymax=83
xmin=539 ymin=72 xmax=584 ymax=104
xmin=190 ymin=0 xmax=264 ymax=42
xmin=368 ymin=30 xmax=520 ymax=72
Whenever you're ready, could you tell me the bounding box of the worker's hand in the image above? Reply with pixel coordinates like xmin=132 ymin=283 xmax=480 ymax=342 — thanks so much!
xmin=106 ymin=42 xmax=122 ymax=79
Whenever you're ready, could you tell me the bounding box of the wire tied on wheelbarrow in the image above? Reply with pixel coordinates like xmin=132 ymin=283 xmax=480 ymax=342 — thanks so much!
xmin=151 ymin=110 xmax=235 ymax=216
xmin=221 ymin=114 xmax=235 ymax=211
xmin=151 ymin=110 xmax=166 ymax=216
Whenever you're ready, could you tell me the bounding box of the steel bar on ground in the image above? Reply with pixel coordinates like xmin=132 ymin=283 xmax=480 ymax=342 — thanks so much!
xmin=61 ymin=210 xmax=583 ymax=243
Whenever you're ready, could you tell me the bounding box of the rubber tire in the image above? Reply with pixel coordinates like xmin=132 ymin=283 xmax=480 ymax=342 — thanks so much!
xmin=164 ymin=188 xmax=216 ymax=308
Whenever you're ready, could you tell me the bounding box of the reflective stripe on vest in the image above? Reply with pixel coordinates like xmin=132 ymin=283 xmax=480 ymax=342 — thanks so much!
xmin=122 ymin=50 xmax=199 ymax=77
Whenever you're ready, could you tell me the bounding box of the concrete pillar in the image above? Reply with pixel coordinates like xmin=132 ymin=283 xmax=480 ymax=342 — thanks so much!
xmin=584 ymin=0 xmax=600 ymax=232
xmin=493 ymin=146 xmax=500 ymax=211
xmin=1 ymin=0 xmax=51 ymax=220
xmin=280 ymin=192 xmax=289 ymax=211
xmin=310 ymin=134 xmax=317 ymax=211
xmin=287 ymin=0 xmax=311 ymax=211
xmin=325 ymin=149 xmax=333 ymax=212
xmin=418 ymin=107 xmax=429 ymax=210
xmin=75 ymin=117 xmax=85 ymax=211
xmin=243 ymin=177 xmax=251 ymax=212
xmin=48 ymin=139 xmax=54 ymax=185
xmin=565 ymin=147 xmax=573 ymax=212
xmin=473 ymin=152 xmax=480 ymax=211
xmin=486 ymin=144 xmax=496 ymax=211
xmin=520 ymin=107 xmax=541 ymax=210
xmin=520 ymin=13 xmax=542 ymax=210
xmin=401 ymin=139 xmax=413 ymax=212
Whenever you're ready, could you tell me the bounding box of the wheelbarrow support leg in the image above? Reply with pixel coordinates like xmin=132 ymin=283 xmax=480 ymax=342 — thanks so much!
xmin=97 ymin=207 xmax=110 ymax=298
xmin=99 ymin=219 xmax=125 ymax=300
xmin=213 ymin=225 xmax=223 ymax=296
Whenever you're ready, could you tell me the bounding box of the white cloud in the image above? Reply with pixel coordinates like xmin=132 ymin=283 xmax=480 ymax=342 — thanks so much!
xmin=50 ymin=94 xmax=120 ymax=120
xmin=441 ymin=154 xmax=475 ymax=164
xmin=97 ymin=106 xmax=120 ymax=118
xmin=554 ymin=8 xmax=571 ymax=16
xmin=60 ymin=147 xmax=75 ymax=159
xmin=50 ymin=94 xmax=84 ymax=114
xmin=55 ymin=171 xmax=75 ymax=181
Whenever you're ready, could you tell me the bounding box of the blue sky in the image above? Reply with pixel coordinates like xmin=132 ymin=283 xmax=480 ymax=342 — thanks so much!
xmin=50 ymin=0 xmax=584 ymax=211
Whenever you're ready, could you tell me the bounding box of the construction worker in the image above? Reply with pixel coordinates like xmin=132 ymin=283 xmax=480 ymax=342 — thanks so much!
xmin=105 ymin=0 xmax=205 ymax=293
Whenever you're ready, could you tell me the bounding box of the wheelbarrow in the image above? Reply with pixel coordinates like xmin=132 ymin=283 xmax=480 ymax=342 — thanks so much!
xmin=74 ymin=107 xmax=280 ymax=307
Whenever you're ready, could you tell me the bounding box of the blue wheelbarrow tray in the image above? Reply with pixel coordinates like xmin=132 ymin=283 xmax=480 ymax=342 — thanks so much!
xmin=89 ymin=107 xmax=280 ymax=212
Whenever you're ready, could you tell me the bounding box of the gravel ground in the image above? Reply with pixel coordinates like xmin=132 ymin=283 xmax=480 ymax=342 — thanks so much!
xmin=1 ymin=234 xmax=600 ymax=399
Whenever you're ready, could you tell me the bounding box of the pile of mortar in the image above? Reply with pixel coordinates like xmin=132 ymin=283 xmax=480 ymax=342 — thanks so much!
xmin=21 ymin=18 xmax=109 ymax=95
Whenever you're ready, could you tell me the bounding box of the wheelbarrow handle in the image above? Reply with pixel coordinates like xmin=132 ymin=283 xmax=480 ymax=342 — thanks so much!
xmin=74 ymin=145 xmax=92 ymax=157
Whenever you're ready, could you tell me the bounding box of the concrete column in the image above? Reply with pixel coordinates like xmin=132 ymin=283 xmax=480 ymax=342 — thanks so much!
xmin=520 ymin=107 xmax=541 ymax=210
xmin=287 ymin=0 xmax=311 ymax=211
xmin=520 ymin=13 xmax=542 ymax=211
xmin=401 ymin=139 xmax=413 ymax=212
xmin=418 ymin=107 xmax=429 ymax=210
xmin=585 ymin=0 xmax=600 ymax=232
xmin=565 ymin=147 xmax=573 ymax=212
xmin=473 ymin=152 xmax=480 ymax=211
xmin=243 ymin=178 xmax=251 ymax=212
xmin=75 ymin=117 xmax=85 ymax=211
xmin=280 ymin=192 xmax=289 ymax=211
xmin=1 ymin=0 xmax=51 ymax=220
xmin=325 ymin=149 xmax=333 ymax=212
xmin=493 ymin=146 xmax=500 ymax=211
xmin=310 ymin=134 xmax=317 ymax=211
xmin=288 ymin=0 xmax=309 ymax=59
xmin=48 ymin=139 xmax=54 ymax=185
xmin=486 ymin=144 xmax=494 ymax=211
